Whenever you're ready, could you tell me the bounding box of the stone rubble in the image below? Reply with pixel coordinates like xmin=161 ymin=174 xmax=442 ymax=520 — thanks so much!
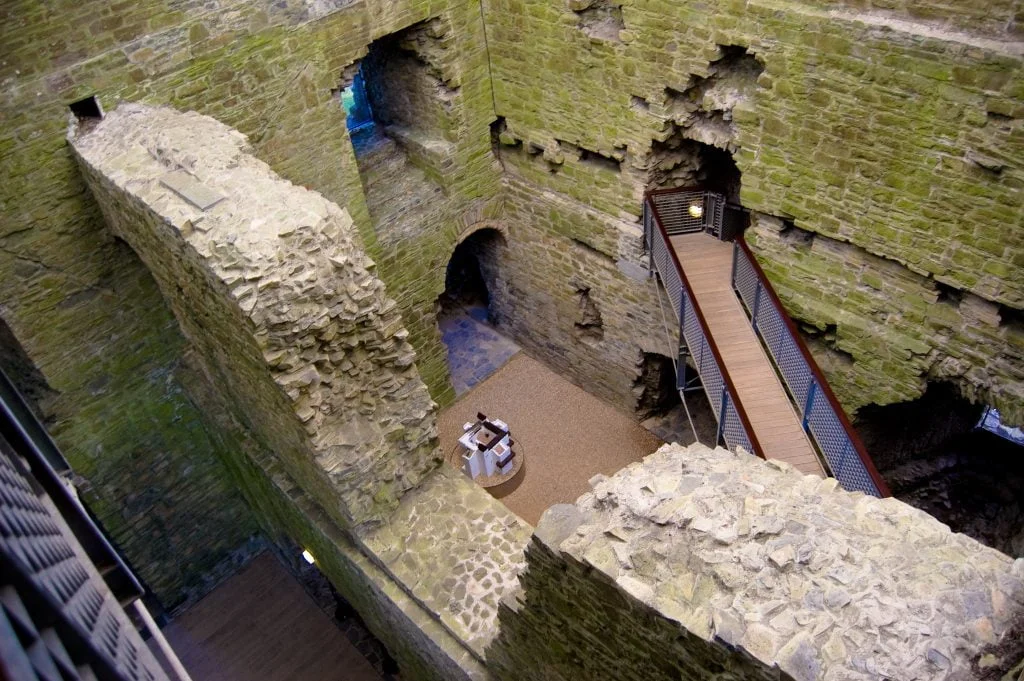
xmin=488 ymin=443 xmax=1024 ymax=681
xmin=70 ymin=103 xmax=439 ymax=528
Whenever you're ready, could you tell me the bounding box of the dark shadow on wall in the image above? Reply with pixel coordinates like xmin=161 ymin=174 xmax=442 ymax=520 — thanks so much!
xmin=0 ymin=316 xmax=59 ymax=424
xmin=855 ymin=382 xmax=983 ymax=470
xmin=438 ymin=228 xmax=507 ymax=323
xmin=856 ymin=383 xmax=1024 ymax=557
xmin=634 ymin=352 xmax=680 ymax=420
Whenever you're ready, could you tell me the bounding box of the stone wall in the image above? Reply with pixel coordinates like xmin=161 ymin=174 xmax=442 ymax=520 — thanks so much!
xmin=487 ymin=443 xmax=1024 ymax=680
xmin=484 ymin=0 xmax=1024 ymax=418
xmin=348 ymin=5 xmax=505 ymax=405
xmin=747 ymin=214 xmax=1024 ymax=421
xmin=71 ymin=103 xmax=439 ymax=528
xmin=2 ymin=0 xmax=506 ymax=595
xmin=186 ymin=373 xmax=492 ymax=681
xmin=71 ymin=106 xmax=535 ymax=680
xmin=483 ymin=182 xmax=674 ymax=411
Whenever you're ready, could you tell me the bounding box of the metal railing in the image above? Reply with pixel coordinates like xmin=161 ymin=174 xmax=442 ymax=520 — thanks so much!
xmin=647 ymin=187 xmax=723 ymax=238
xmin=644 ymin=195 xmax=763 ymax=458
xmin=732 ymin=239 xmax=890 ymax=497
xmin=0 ymin=368 xmax=190 ymax=680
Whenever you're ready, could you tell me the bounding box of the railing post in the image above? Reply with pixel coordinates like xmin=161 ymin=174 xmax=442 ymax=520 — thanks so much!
xmin=717 ymin=387 xmax=728 ymax=446
xmin=751 ymin=281 xmax=763 ymax=334
xmin=801 ymin=379 xmax=817 ymax=430
xmin=677 ymin=294 xmax=687 ymax=390
xmin=731 ymin=240 xmax=739 ymax=289
xmin=644 ymin=201 xmax=654 ymax=274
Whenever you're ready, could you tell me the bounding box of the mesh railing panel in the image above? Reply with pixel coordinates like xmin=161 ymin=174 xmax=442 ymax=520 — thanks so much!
xmin=733 ymin=251 xmax=813 ymax=405
xmin=721 ymin=399 xmax=755 ymax=454
xmin=651 ymin=190 xmax=707 ymax=236
xmin=647 ymin=201 xmax=683 ymax=322
xmin=732 ymin=244 xmax=883 ymax=497
xmin=807 ymin=397 xmax=881 ymax=496
xmin=647 ymin=197 xmax=755 ymax=455
xmin=0 ymin=443 xmax=166 ymax=681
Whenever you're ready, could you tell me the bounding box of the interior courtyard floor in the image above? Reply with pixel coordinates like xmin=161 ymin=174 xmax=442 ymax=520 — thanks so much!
xmin=157 ymin=553 xmax=383 ymax=681
xmin=438 ymin=305 xmax=522 ymax=395
xmin=438 ymin=353 xmax=664 ymax=525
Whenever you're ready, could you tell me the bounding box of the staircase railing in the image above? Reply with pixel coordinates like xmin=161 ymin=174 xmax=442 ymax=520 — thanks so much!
xmin=731 ymin=239 xmax=890 ymax=497
xmin=644 ymin=194 xmax=764 ymax=458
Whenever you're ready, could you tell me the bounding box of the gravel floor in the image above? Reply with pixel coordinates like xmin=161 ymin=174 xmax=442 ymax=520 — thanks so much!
xmin=438 ymin=353 xmax=664 ymax=526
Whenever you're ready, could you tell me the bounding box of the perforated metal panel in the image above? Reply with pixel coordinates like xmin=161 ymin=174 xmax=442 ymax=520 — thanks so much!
xmin=0 ymin=436 xmax=168 ymax=681
xmin=732 ymin=243 xmax=884 ymax=497
xmin=650 ymin=190 xmax=707 ymax=236
xmin=646 ymin=195 xmax=756 ymax=456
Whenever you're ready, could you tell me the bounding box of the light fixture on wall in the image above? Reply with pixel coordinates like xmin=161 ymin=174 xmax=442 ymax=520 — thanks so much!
xmin=688 ymin=203 xmax=704 ymax=219
xmin=302 ymin=549 xmax=316 ymax=564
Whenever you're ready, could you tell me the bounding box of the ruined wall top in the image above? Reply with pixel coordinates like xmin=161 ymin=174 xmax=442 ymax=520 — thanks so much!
xmin=70 ymin=103 xmax=439 ymax=527
xmin=492 ymin=443 xmax=1024 ymax=680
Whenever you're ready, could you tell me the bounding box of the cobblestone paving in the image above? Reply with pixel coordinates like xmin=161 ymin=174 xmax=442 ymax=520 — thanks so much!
xmin=359 ymin=466 xmax=531 ymax=659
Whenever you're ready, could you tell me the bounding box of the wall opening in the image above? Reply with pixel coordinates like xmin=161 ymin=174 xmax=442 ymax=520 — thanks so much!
xmin=436 ymin=229 xmax=518 ymax=395
xmin=572 ymin=287 xmax=604 ymax=346
xmin=856 ymin=382 xmax=1023 ymax=557
xmin=647 ymin=137 xmax=742 ymax=202
xmin=634 ymin=352 xmax=680 ymax=419
xmin=340 ymin=17 xmax=457 ymax=159
xmin=340 ymin=71 xmax=374 ymax=133
xmin=338 ymin=19 xmax=454 ymax=246
xmin=69 ymin=95 xmax=102 ymax=122
xmin=634 ymin=352 xmax=718 ymax=446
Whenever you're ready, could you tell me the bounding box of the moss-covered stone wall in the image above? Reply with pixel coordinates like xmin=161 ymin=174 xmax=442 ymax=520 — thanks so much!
xmin=0 ymin=0 xmax=501 ymax=605
xmin=484 ymin=0 xmax=1024 ymax=416
xmin=4 ymin=0 xmax=1024 ymax=661
xmin=747 ymin=213 xmax=1024 ymax=422
xmin=482 ymin=181 xmax=672 ymax=411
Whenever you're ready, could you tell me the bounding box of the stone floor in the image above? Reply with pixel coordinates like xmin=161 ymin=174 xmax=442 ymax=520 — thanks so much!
xmin=438 ymin=353 xmax=664 ymax=526
xmin=359 ymin=466 xmax=532 ymax=658
xmin=438 ymin=305 xmax=521 ymax=395
xmin=160 ymin=553 xmax=382 ymax=681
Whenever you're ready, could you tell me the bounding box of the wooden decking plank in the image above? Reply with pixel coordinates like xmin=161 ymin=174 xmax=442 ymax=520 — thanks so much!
xmin=669 ymin=232 xmax=823 ymax=477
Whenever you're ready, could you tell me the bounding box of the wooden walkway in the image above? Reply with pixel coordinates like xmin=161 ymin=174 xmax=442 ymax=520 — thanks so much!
xmin=670 ymin=233 xmax=824 ymax=476
xmin=159 ymin=553 xmax=382 ymax=681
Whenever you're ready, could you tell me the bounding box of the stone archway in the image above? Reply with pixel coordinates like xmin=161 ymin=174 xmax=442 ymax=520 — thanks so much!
xmin=436 ymin=227 xmax=519 ymax=395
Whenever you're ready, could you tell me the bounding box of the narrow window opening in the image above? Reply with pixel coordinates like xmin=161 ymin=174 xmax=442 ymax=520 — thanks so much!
xmin=69 ymin=95 xmax=103 ymax=122
xmin=340 ymin=71 xmax=374 ymax=133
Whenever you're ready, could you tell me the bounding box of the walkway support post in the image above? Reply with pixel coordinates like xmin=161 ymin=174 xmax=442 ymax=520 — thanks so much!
xmin=802 ymin=380 xmax=817 ymax=431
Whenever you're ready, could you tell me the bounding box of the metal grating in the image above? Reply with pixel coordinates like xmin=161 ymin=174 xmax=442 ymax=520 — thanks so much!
xmin=651 ymin=190 xmax=707 ymax=236
xmin=0 ymin=435 xmax=168 ymax=681
xmin=646 ymin=195 xmax=757 ymax=456
xmin=732 ymin=243 xmax=884 ymax=497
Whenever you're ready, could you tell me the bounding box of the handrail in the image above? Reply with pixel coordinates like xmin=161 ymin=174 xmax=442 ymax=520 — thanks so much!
xmin=0 ymin=368 xmax=147 ymax=601
xmin=645 ymin=193 xmax=765 ymax=459
xmin=732 ymin=238 xmax=891 ymax=497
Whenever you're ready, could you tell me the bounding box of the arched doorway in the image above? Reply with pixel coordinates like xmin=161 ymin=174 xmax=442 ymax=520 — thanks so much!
xmin=436 ymin=228 xmax=520 ymax=395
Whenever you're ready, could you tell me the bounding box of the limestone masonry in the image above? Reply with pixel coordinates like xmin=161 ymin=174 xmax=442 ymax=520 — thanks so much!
xmin=70 ymin=104 xmax=439 ymax=528
xmin=489 ymin=443 xmax=1024 ymax=681
xmin=1 ymin=0 xmax=1023 ymax=677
